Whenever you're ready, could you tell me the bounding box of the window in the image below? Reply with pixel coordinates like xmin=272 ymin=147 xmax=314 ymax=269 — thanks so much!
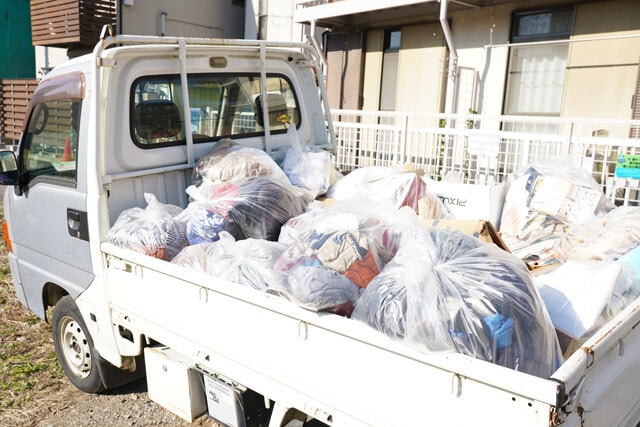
xmin=504 ymin=7 xmax=573 ymax=116
xmin=21 ymin=99 xmax=80 ymax=186
xmin=130 ymin=74 xmax=300 ymax=147
xmin=380 ymin=29 xmax=401 ymax=112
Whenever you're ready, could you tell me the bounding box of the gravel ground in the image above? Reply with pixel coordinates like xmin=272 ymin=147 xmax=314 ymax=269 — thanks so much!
xmin=30 ymin=378 xmax=219 ymax=427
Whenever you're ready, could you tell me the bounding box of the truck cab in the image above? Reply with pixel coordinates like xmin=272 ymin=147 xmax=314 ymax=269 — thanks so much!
xmin=1 ymin=30 xmax=332 ymax=394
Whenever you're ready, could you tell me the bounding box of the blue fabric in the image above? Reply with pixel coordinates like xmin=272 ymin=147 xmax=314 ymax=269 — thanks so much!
xmin=186 ymin=210 xmax=226 ymax=245
xmin=482 ymin=313 xmax=514 ymax=349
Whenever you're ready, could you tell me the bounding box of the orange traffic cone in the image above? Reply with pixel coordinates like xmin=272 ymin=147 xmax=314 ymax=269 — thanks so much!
xmin=62 ymin=136 xmax=73 ymax=161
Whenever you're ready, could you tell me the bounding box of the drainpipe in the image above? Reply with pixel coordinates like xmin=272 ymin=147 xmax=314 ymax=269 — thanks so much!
xmin=258 ymin=0 xmax=268 ymax=40
xmin=439 ymin=0 xmax=458 ymax=114
xmin=160 ymin=11 xmax=167 ymax=36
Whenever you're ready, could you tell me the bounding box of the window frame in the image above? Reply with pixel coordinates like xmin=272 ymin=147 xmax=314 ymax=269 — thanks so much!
xmin=19 ymin=71 xmax=85 ymax=190
xmin=129 ymin=72 xmax=301 ymax=149
xmin=510 ymin=6 xmax=574 ymax=43
xmin=503 ymin=6 xmax=574 ymax=117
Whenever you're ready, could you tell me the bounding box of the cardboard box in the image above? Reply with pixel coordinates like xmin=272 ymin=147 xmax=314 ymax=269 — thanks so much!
xmin=425 ymin=219 xmax=510 ymax=252
xmin=426 ymin=181 xmax=509 ymax=228
xmin=144 ymin=346 xmax=207 ymax=422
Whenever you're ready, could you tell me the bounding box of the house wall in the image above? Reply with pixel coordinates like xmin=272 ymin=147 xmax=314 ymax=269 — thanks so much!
xmin=34 ymin=47 xmax=69 ymax=77
xmin=245 ymin=0 xmax=305 ymax=42
xmin=563 ymin=0 xmax=640 ymax=121
xmin=449 ymin=4 xmax=512 ymax=116
xmin=435 ymin=0 xmax=640 ymax=120
xmin=361 ymin=22 xmax=446 ymax=113
xmin=396 ymin=22 xmax=446 ymax=113
xmin=317 ymin=0 xmax=640 ymax=120
xmin=362 ymin=31 xmax=383 ymax=111
xmin=120 ymin=0 xmax=245 ymax=38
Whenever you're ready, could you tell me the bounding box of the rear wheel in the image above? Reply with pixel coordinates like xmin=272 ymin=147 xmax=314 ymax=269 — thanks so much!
xmin=51 ymin=295 xmax=105 ymax=393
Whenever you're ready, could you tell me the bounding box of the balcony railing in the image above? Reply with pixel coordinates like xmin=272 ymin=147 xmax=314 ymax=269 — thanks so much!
xmin=330 ymin=109 xmax=640 ymax=205
xmin=30 ymin=0 xmax=117 ymax=48
xmin=0 ymin=79 xmax=39 ymax=142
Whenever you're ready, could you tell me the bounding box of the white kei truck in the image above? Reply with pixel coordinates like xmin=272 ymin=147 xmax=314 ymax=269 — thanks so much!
xmin=1 ymin=27 xmax=640 ymax=427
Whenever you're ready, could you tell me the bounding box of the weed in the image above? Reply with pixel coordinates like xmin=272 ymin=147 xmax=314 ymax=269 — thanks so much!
xmin=0 ymin=214 xmax=72 ymax=423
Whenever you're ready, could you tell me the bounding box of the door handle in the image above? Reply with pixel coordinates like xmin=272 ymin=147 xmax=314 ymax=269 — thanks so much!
xmin=67 ymin=208 xmax=89 ymax=241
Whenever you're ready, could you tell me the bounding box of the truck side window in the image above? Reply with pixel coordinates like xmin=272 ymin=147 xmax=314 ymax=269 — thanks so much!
xmin=21 ymin=99 xmax=80 ymax=186
xmin=130 ymin=74 xmax=300 ymax=147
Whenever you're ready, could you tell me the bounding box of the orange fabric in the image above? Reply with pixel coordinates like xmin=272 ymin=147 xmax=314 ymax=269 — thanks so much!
xmin=344 ymin=250 xmax=379 ymax=288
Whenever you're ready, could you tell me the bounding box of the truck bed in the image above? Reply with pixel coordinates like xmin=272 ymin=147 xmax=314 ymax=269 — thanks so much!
xmin=100 ymin=239 xmax=640 ymax=426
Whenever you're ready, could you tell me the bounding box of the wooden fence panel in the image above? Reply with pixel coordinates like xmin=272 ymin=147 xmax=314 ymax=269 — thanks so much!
xmin=30 ymin=0 xmax=116 ymax=47
xmin=0 ymin=79 xmax=39 ymax=141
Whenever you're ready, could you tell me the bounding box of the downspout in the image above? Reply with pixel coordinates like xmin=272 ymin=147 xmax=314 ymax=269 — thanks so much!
xmin=116 ymin=0 xmax=122 ymax=35
xmin=439 ymin=0 xmax=458 ymax=114
xmin=258 ymin=0 xmax=268 ymax=40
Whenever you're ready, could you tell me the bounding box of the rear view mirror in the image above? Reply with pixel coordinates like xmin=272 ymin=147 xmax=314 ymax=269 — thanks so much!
xmin=0 ymin=151 xmax=19 ymax=185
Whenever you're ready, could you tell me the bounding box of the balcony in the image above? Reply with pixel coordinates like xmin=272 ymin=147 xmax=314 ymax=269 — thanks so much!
xmin=30 ymin=0 xmax=117 ymax=48
xmin=0 ymin=79 xmax=39 ymax=142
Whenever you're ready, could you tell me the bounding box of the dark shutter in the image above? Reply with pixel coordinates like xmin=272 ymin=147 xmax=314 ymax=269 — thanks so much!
xmin=325 ymin=30 xmax=364 ymax=111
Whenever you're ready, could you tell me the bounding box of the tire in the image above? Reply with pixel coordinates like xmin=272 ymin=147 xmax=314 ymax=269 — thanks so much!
xmin=51 ymin=295 xmax=105 ymax=393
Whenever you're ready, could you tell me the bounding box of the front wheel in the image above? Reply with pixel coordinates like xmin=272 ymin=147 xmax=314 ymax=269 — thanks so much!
xmin=51 ymin=295 xmax=105 ymax=393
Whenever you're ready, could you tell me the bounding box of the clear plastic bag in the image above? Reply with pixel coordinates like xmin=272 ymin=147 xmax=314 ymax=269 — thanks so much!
xmin=552 ymin=206 xmax=640 ymax=262
xmin=325 ymin=166 xmax=428 ymax=211
xmin=192 ymin=138 xmax=290 ymax=186
xmin=172 ymin=231 xmax=286 ymax=291
xmin=270 ymin=265 xmax=361 ymax=316
xmin=352 ymin=225 xmax=563 ymax=378
xmin=278 ymin=125 xmax=342 ymax=198
xmin=271 ymin=199 xmax=421 ymax=315
xmin=184 ymin=176 xmax=310 ymax=242
xmin=107 ymin=193 xmax=187 ymax=260
xmin=499 ymin=158 xmax=613 ymax=266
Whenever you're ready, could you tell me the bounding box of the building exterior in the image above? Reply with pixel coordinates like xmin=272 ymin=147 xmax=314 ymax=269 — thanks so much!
xmin=293 ymin=0 xmax=640 ymax=122
xmin=120 ymin=0 xmax=245 ymax=39
xmin=0 ymin=0 xmax=246 ymax=143
xmin=0 ymin=0 xmax=35 ymax=78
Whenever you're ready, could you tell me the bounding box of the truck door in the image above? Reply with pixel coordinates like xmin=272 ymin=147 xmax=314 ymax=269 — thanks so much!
xmin=6 ymin=71 xmax=94 ymax=319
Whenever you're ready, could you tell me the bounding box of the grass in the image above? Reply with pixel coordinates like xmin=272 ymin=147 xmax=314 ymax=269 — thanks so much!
xmin=0 ymin=205 xmax=74 ymax=425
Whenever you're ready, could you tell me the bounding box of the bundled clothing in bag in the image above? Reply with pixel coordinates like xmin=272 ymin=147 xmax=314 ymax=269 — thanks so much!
xmin=351 ymin=225 xmax=563 ymax=378
xmin=325 ymin=165 xmax=428 ymax=211
xmin=271 ymin=200 xmax=420 ymax=316
xmin=172 ymin=231 xmax=286 ymax=291
xmin=180 ymin=176 xmax=309 ymax=243
xmin=274 ymin=125 xmax=342 ymax=198
xmin=192 ymin=138 xmax=290 ymax=187
xmin=107 ymin=193 xmax=188 ymax=261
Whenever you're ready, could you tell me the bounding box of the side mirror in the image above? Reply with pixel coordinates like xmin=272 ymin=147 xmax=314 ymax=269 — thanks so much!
xmin=0 ymin=151 xmax=19 ymax=185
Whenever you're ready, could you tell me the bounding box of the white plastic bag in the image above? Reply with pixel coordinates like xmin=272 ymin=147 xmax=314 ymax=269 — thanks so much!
xmin=172 ymin=231 xmax=286 ymax=291
xmin=107 ymin=193 xmax=187 ymax=260
xmin=280 ymin=125 xmax=341 ymax=198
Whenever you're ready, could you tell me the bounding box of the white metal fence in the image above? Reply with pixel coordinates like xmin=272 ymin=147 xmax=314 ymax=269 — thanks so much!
xmin=330 ymin=109 xmax=640 ymax=206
